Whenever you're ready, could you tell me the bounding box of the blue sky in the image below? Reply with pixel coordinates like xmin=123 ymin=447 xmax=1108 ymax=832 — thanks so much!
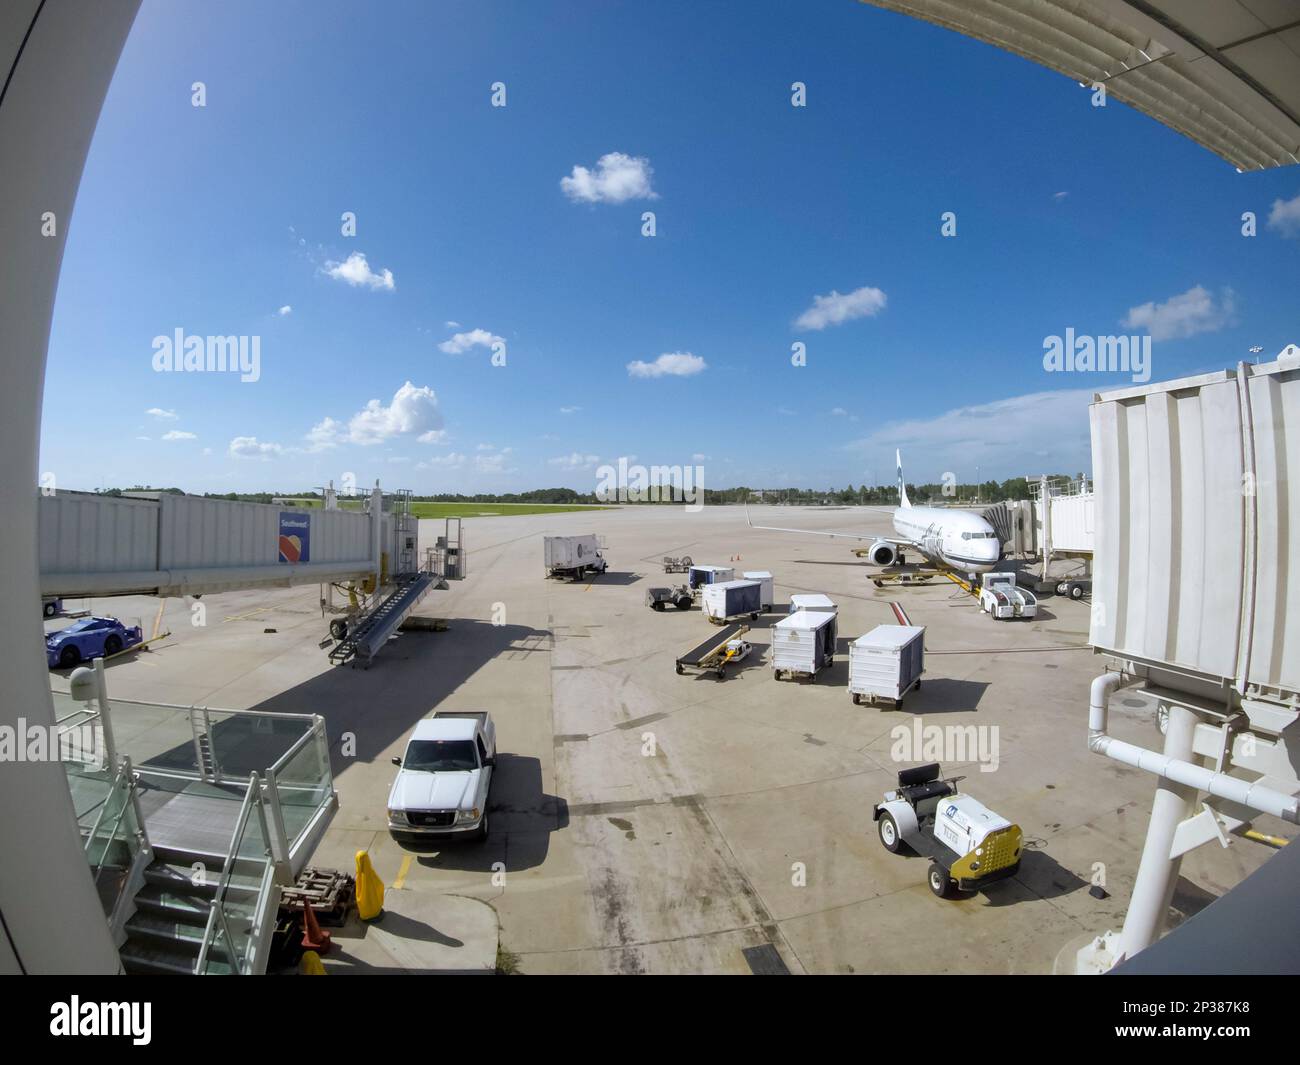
xmin=41 ymin=0 xmax=1300 ymax=495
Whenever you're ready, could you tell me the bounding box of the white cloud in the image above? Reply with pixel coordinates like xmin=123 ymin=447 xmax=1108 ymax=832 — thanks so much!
xmin=418 ymin=452 xmax=466 ymax=469
xmin=276 ymin=305 xmax=292 ymax=317
xmin=135 ymin=436 xmax=150 ymax=441
xmin=323 ymin=251 xmax=395 ymax=291
xmin=560 ymin=152 xmax=657 ymax=204
xmin=444 ymin=320 xmax=461 ymax=329
xmin=438 ymin=328 xmax=503 ymax=355
xmin=475 ymin=447 xmax=514 ymax=474
xmin=691 ymin=453 xmax=710 ymax=461
xmin=559 ymin=406 xmax=581 ymax=415
xmin=229 ymin=436 xmax=283 ymax=460
xmin=627 ymin=351 xmax=707 ymax=378
xmin=795 ymin=285 xmax=888 ymax=330
xmin=305 ymin=417 xmax=343 ymax=452
xmin=1121 ymin=284 xmax=1235 ymax=341
xmin=162 ymin=430 xmax=196 ymax=441
xmin=830 ymin=407 xmax=848 ymax=416
xmin=548 ymin=452 xmax=600 ymax=470
xmin=475 ymin=443 xmax=496 ymax=451
xmin=1267 ymin=192 xmax=1300 ymax=238
xmin=845 ymin=389 xmax=1095 ymax=481
xmin=347 ymin=381 xmax=443 ymax=445
xmin=146 ymin=408 xmax=178 ymax=420
xmin=1053 ymin=191 xmax=1069 ymax=201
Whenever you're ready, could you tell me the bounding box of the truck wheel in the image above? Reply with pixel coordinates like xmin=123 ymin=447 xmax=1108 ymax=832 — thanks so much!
xmin=852 ymin=693 xmax=861 ymax=705
xmin=103 ymin=635 xmax=123 ymax=656
xmin=475 ymin=813 xmax=490 ymax=842
xmin=676 ymin=663 xmax=684 ymax=675
xmin=878 ymin=812 xmax=904 ymax=853
xmin=59 ymin=646 xmax=80 ymax=669
xmin=675 ymin=597 xmax=691 ymax=610
xmin=928 ymin=863 xmax=957 ymax=899
xmin=652 ymin=601 xmax=664 ymax=611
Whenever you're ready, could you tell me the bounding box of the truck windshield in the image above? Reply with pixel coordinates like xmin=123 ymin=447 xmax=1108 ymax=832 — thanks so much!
xmin=403 ymin=739 xmax=478 ymax=772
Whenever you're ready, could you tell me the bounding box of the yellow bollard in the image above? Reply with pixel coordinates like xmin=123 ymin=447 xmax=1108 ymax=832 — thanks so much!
xmin=299 ymin=950 xmax=327 ymax=975
xmin=355 ymin=850 xmax=385 ymax=921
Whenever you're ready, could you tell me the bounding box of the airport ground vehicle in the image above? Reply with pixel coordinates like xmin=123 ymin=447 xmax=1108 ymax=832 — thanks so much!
xmin=849 ymin=625 xmax=925 ymax=707
xmin=702 ymin=579 xmax=762 ymax=623
xmin=978 ymin=572 xmax=1037 ymax=619
xmin=646 ymin=584 xmax=693 ymax=611
xmin=687 ymin=564 xmax=734 ymax=591
xmin=662 ymin=555 xmax=693 ymax=573
xmin=742 ymin=570 xmax=774 ymax=610
xmin=872 ymin=763 xmax=1022 ymax=899
xmin=676 ymin=624 xmax=752 ymax=679
xmin=544 ymin=535 xmax=607 ymax=581
xmin=45 ymin=616 xmax=142 ymax=668
xmin=772 ymin=610 xmax=837 ymax=681
xmin=387 ymin=712 xmax=496 ymax=843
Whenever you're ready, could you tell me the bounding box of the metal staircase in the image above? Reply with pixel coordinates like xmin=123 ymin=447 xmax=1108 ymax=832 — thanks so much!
xmin=328 ymin=572 xmax=436 ymax=667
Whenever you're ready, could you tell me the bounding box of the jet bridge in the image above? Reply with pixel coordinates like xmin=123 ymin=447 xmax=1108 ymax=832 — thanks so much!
xmin=38 ymin=487 xmax=390 ymax=598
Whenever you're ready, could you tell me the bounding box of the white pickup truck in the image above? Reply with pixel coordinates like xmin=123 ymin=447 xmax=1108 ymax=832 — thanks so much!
xmin=387 ymin=712 xmax=496 ymax=843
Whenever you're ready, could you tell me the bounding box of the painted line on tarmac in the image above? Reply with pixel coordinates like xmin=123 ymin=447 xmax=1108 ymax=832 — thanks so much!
xmin=393 ymin=854 xmax=412 ymax=890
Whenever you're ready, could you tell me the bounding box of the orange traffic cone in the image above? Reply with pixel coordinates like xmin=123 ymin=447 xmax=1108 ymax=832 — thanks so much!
xmin=301 ymin=903 xmax=332 ymax=954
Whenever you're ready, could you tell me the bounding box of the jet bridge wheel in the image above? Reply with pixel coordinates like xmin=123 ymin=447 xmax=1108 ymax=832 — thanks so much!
xmin=928 ymin=863 xmax=958 ymax=899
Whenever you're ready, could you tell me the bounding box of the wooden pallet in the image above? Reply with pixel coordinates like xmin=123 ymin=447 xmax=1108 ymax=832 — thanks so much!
xmin=278 ymin=867 xmax=355 ymax=925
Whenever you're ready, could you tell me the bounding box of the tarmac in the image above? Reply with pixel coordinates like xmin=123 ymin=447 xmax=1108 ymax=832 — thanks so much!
xmin=50 ymin=503 xmax=1284 ymax=974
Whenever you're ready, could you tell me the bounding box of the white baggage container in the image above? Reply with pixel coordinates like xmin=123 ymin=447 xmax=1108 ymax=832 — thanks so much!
xmin=849 ymin=625 xmax=925 ymax=707
xmin=702 ymin=579 xmax=762 ymax=622
xmin=742 ymin=571 xmax=774 ymax=611
xmin=772 ymin=610 xmax=837 ymax=680
xmin=688 ymin=564 xmax=734 ymax=590
xmin=789 ymin=593 xmax=836 ymax=614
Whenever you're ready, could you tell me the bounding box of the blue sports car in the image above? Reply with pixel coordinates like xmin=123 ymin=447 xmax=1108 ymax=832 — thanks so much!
xmin=46 ymin=616 xmax=143 ymax=669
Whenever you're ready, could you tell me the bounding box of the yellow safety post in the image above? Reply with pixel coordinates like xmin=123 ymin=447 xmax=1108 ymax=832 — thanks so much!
xmin=355 ymin=850 xmax=385 ymax=921
xmin=299 ymin=950 xmax=327 ymax=975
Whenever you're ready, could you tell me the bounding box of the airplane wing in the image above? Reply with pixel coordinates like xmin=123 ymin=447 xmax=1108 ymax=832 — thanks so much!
xmin=744 ymin=505 xmax=916 ymax=546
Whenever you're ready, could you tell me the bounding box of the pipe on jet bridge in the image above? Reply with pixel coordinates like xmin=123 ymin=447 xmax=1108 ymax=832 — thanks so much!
xmin=40 ymin=560 xmax=379 ymax=598
xmin=1087 ymin=672 xmax=1300 ymax=823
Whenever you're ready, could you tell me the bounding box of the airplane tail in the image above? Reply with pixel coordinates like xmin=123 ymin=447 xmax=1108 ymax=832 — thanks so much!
xmin=896 ymin=449 xmax=911 ymax=509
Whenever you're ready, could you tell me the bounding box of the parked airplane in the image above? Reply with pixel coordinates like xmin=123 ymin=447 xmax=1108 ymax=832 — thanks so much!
xmin=746 ymin=451 xmax=1003 ymax=575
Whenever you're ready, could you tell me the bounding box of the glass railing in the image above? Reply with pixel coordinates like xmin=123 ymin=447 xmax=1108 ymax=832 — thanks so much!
xmin=266 ymin=719 xmax=333 ymax=855
xmin=195 ymin=772 xmax=277 ymax=975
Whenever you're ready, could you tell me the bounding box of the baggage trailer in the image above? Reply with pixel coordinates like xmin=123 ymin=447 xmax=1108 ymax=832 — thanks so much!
xmin=772 ymin=610 xmax=837 ymax=681
xmin=849 ymin=625 xmax=925 ymax=707
xmin=662 ymin=555 xmax=693 ymax=574
xmin=702 ymin=579 xmax=763 ymax=624
xmin=675 ymin=623 xmax=752 ymax=679
xmin=789 ymin=593 xmax=837 ymax=614
xmin=687 ymin=564 xmax=734 ymax=591
xmin=543 ymin=534 xmax=608 ymax=581
xmin=742 ymin=571 xmax=774 ymax=611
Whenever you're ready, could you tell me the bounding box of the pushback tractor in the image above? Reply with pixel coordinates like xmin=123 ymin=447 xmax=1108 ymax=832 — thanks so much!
xmin=872 ymin=763 xmax=1023 ymax=899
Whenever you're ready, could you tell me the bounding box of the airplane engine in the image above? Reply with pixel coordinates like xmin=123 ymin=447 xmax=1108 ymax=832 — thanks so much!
xmin=868 ymin=540 xmax=898 ymax=566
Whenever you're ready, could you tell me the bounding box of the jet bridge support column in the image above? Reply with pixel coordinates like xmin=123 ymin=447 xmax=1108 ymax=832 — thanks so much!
xmin=1116 ymin=703 xmax=1200 ymax=959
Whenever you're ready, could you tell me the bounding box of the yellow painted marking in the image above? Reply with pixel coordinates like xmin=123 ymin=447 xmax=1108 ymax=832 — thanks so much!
xmin=151 ymin=599 xmax=166 ymax=640
xmin=223 ymin=606 xmax=272 ymax=623
xmin=393 ymin=854 xmax=412 ymax=890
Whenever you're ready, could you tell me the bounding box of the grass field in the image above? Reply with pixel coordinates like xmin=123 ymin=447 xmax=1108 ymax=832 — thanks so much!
xmin=276 ymin=499 xmax=614 ymax=517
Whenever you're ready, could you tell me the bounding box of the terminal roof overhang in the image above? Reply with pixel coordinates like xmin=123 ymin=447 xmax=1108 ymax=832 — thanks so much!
xmin=860 ymin=0 xmax=1300 ymax=171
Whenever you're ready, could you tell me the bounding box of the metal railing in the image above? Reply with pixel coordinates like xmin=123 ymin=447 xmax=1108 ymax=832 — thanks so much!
xmin=194 ymin=772 xmax=278 ymax=975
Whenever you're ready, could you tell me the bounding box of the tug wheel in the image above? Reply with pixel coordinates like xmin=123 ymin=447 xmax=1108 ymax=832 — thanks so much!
xmin=928 ymin=864 xmax=957 ymax=899
xmin=878 ymin=813 xmax=903 ymax=854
